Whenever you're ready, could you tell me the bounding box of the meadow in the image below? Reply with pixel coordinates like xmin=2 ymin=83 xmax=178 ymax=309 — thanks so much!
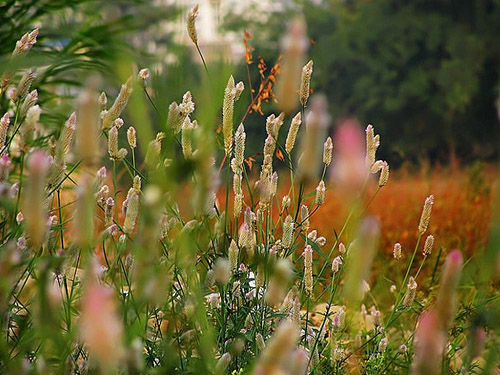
xmin=0 ymin=4 xmax=498 ymax=375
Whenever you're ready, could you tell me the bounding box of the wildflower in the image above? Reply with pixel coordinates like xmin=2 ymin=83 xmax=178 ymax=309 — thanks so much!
xmin=315 ymin=180 xmax=326 ymax=205
xmin=75 ymin=175 xmax=95 ymax=247
xmin=378 ymin=161 xmax=389 ymax=187
xmin=114 ymin=118 xmax=124 ymax=129
xmin=127 ymin=126 xmax=137 ymax=148
xmin=96 ymin=184 xmax=109 ymax=205
xmin=331 ymin=119 xmax=367 ymax=191
xmin=339 ymin=242 xmax=346 ymax=255
xmin=145 ymin=132 xmax=165 ymax=166
xmin=187 ymin=4 xmax=199 ymax=45
xmin=316 ymin=236 xmax=326 ymax=246
xmin=303 ymin=245 xmax=313 ymax=296
xmin=308 ymin=230 xmax=317 ymax=242
xmin=410 ymin=310 xmax=445 ymax=375
xmin=166 ymin=102 xmax=184 ymax=134
xmin=253 ymin=320 xmax=300 ymax=375
xmin=276 ymin=18 xmax=308 ymax=113
xmin=298 ymin=94 xmax=329 ymax=181
xmin=402 ymin=276 xmax=417 ymax=307
xmin=99 ymin=92 xmax=107 ymax=111
xmin=96 ymin=166 xmax=107 ymax=186
xmin=123 ymin=176 xmax=141 ymax=234
xmin=138 ymin=68 xmax=150 ymax=81
xmin=107 ymin=224 xmax=118 ymax=236
xmin=285 ymin=112 xmax=302 ymax=154
xmin=108 ymin=125 xmax=128 ymax=160
xmin=105 ymin=197 xmax=114 ymax=227
xmin=423 ymin=235 xmax=434 ymax=256
xmin=228 ymin=240 xmax=239 ymax=274
xmin=273 ymin=112 xmax=286 ymax=138
xmin=24 ymin=150 xmax=50 ymax=247
xmin=271 ymin=171 xmax=278 ymax=197
xmin=378 ymin=337 xmax=388 ymax=352
xmin=418 ymin=195 xmax=434 ymax=235
xmin=14 ymin=68 xmax=37 ymax=102
xmin=365 ymin=124 xmax=380 ymax=169
xmin=300 ymin=205 xmax=309 ymax=232
xmin=181 ymin=118 xmax=197 ymax=158
xmin=300 ymin=60 xmax=313 ymax=107
xmin=0 ymin=113 xmax=10 ymax=151
xmin=101 ymin=76 xmax=134 ymax=130
xmin=393 ymin=243 xmax=402 ymax=260
xmin=80 ymin=261 xmax=124 ymax=370
xmin=20 ymin=104 xmax=41 ymax=151
xmin=282 ymin=215 xmax=294 ymax=248
xmin=214 ymin=258 xmax=231 ymax=286
xmin=332 ymin=256 xmax=342 ymax=274
xmin=232 ymin=123 xmax=246 ymax=172
xmin=1 ymin=29 xmax=39 ymax=90
xmin=222 ymin=76 xmax=244 ymax=155
xmin=58 ymin=112 xmax=77 ymax=160
xmin=323 ymin=136 xmax=333 ymax=166
xmin=20 ymin=89 xmax=38 ymax=117
xmin=234 ymin=193 xmax=243 ymax=218
xmin=435 ymin=250 xmax=463 ymax=328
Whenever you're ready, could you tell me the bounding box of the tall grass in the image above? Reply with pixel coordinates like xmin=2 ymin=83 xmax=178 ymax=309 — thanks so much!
xmin=0 ymin=6 xmax=498 ymax=375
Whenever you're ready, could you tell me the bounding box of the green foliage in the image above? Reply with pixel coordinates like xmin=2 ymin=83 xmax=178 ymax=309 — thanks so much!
xmin=229 ymin=0 xmax=500 ymax=164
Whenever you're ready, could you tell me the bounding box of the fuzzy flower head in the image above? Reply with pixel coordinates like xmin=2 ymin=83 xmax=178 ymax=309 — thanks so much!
xmin=187 ymin=4 xmax=199 ymax=44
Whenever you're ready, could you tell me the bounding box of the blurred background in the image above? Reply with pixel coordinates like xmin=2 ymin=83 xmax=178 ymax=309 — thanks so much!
xmin=2 ymin=0 xmax=499 ymax=165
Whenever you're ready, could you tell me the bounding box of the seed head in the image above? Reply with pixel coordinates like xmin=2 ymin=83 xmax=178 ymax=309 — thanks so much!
xmin=15 ymin=68 xmax=37 ymax=102
xmin=20 ymin=89 xmax=38 ymax=117
xmin=99 ymin=92 xmax=107 ymax=111
xmin=423 ymin=235 xmax=434 ymax=256
xmin=232 ymin=123 xmax=246 ymax=172
xmin=127 ymin=126 xmax=137 ymax=148
xmin=108 ymin=125 xmax=128 ymax=160
xmin=228 ymin=240 xmax=239 ymax=274
xmin=214 ymin=258 xmax=231 ymax=286
xmin=0 ymin=113 xmax=10 ymax=150
xmin=187 ymin=4 xmax=199 ymax=45
xmin=300 ymin=204 xmax=310 ymax=232
xmin=138 ymin=68 xmax=150 ymax=81
xmin=285 ymin=112 xmax=302 ymax=154
xmin=101 ymin=76 xmax=134 ymax=130
xmin=303 ymin=245 xmax=313 ymax=295
xmin=300 ymin=60 xmax=313 ymax=107
xmin=393 ymin=242 xmax=402 ymax=260
xmin=123 ymin=177 xmax=141 ymax=234
xmin=418 ymin=195 xmax=434 ymax=235
xmin=378 ymin=161 xmax=389 ymax=187
xmin=338 ymin=242 xmax=346 ymax=255
xmin=315 ymin=180 xmax=325 ymax=205
xmin=365 ymin=124 xmax=380 ymax=169
xmin=323 ymin=136 xmax=333 ymax=166
xmin=402 ymin=276 xmax=417 ymax=307
xmin=332 ymin=255 xmax=342 ymax=274
xmin=282 ymin=215 xmax=294 ymax=248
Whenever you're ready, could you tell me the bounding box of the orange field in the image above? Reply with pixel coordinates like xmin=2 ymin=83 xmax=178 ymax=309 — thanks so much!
xmin=311 ymin=165 xmax=494 ymax=256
